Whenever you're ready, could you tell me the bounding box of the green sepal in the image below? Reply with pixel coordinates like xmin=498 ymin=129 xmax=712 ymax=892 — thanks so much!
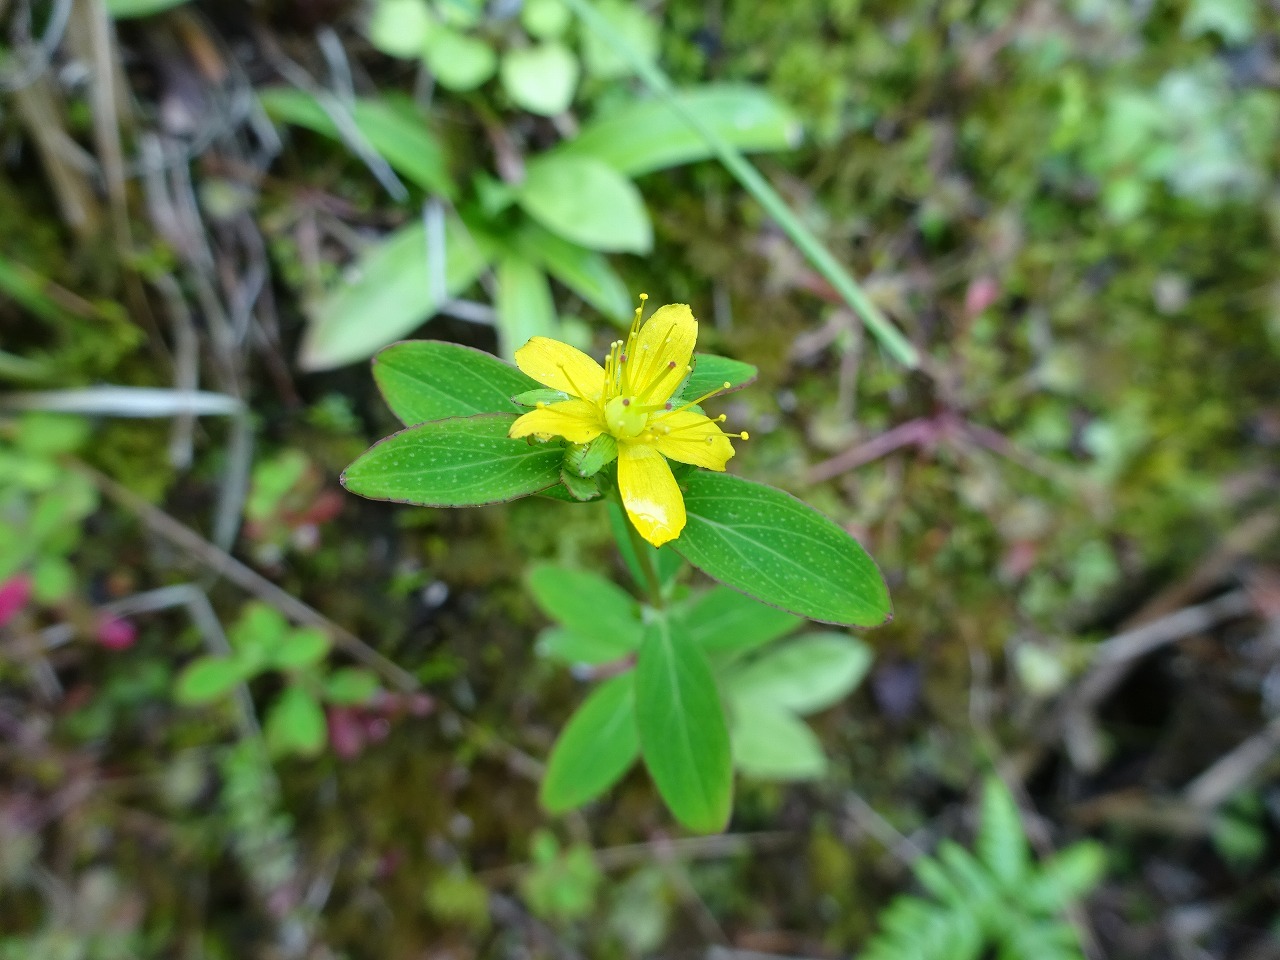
xmin=564 ymin=433 xmax=618 ymax=478
xmin=560 ymin=468 xmax=601 ymax=501
xmin=513 ymin=388 xmax=569 ymax=407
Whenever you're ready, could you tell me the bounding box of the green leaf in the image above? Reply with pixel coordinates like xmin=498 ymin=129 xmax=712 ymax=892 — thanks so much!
xmin=527 ymin=563 xmax=642 ymax=657
xmin=729 ymin=704 xmax=826 ymax=780
xmin=271 ymin=627 xmax=332 ymax=671
xmin=978 ymin=776 xmax=1031 ymax=889
xmin=515 ymin=222 xmax=632 ymax=323
xmin=299 ymin=218 xmax=490 ymax=371
xmin=258 ymin=89 xmax=454 ymax=197
xmin=342 ymin=414 xmax=564 ymax=506
xmin=323 ymin=667 xmax=381 ymax=705
xmin=536 ymin=627 xmax=624 ymax=664
xmin=673 ymin=472 xmax=891 ymax=627
xmin=541 ymin=673 xmax=639 ymax=811
xmin=724 ymin=633 xmax=872 ymax=715
xmin=517 ymin=155 xmax=652 ymax=253
xmin=1022 ymin=842 xmax=1107 ymax=914
xmin=579 ymin=0 xmax=659 ymax=80
xmin=560 ymin=85 xmax=801 ymax=178
xmin=175 ymin=657 xmax=245 ymax=705
xmin=635 ymin=617 xmax=733 ymax=832
xmin=227 ymin=602 xmax=291 ymax=675
xmin=425 ymin=26 xmax=499 ymax=91
xmin=366 ymin=0 xmax=433 ymax=57
xmin=675 ymin=586 xmax=801 ymax=659
xmin=265 ymin=686 xmax=328 ymax=757
xmin=105 ymin=0 xmax=189 ymax=17
xmin=676 ymin=354 xmax=758 ymax=401
xmin=496 ymin=256 xmax=559 ymax=359
xmin=16 ymin=414 xmax=91 ymax=455
xmin=522 ymin=0 xmax=571 ymax=38
xmin=374 ymin=340 xmax=538 ymax=426
xmin=500 ymin=42 xmax=580 ymax=116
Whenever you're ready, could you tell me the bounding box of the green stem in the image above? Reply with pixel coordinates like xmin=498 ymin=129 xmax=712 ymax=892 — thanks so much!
xmin=560 ymin=0 xmax=920 ymax=370
xmin=616 ymin=492 xmax=665 ymax=609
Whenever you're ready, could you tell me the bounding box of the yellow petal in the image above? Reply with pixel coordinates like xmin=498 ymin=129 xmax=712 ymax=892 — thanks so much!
xmin=509 ymin=398 xmax=606 ymax=443
xmin=624 ymin=303 xmax=696 ymax=405
xmin=648 ymin=411 xmax=736 ymax=470
xmin=617 ymin=443 xmax=685 ymax=547
xmin=514 ymin=337 xmax=606 ymax=400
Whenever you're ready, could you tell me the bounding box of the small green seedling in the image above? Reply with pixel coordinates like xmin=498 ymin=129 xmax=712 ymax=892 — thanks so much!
xmin=175 ymin=603 xmax=381 ymax=757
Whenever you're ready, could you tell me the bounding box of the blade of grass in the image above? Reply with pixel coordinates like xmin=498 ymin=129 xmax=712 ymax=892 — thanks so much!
xmin=559 ymin=0 xmax=919 ymax=370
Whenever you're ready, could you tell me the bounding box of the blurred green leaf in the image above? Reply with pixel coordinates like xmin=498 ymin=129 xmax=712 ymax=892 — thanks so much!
xmin=517 ymin=155 xmax=652 ymax=253
xmin=541 ymin=673 xmax=639 ymax=811
xmin=522 ymin=0 xmax=571 ymax=38
xmin=724 ymin=633 xmax=872 ymax=715
xmin=366 ymin=0 xmax=433 ymax=57
xmin=374 ymin=340 xmax=537 ymax=426
xmin=579 ymin=0 xmax=658 ymax=79
xmin=527 ymin=563 xmax=642 ymax=659
xmin=229 ymin=603 xmax=291 ymax=674
xmin=258 ymin=89 xmax=454 ymax=197
xmin=635 ymin=617 xmax=732 ymax=832
xmin=730 ymin=704 xmax=827 ymax=780
xmin=674 ymin=473 xmax=891 ymax=627
xmin=323 ymin=668 xmax=381 ymax=705
xmin=271 ymin=627 xmax=331 ymax=671
xmin=496 ymin=256 xmax=559 ymax=359
xmin=501 ymin=42 xmax=579 ymax=116
xmin=175 ymin=657 xmax=245 ymax=705
xmin=675 ymin=586 xmax=801 ymax=659
xmin=560 ymin=85 xmax=801 ymax=177
xmin=105 ymin=0 xmax=189 ymax=18
xmin=537 ymin=627 xmax=626 ymax=665
xmin=978 ymin=777 xmax=1031 ymax=888
xmin=426 ymin=26 xmax=498 ymax=91
xmin=299 ymin=218 xmax=489 ymax=371
xmin=265 ymin=686 xmax=327 ymax=757
xmin=515 ymin=222 xmax=632 ymax=323
xmin=15 ymin=414 xmax=91 ymax=455
xmin=342 ymin=414 xmax=564 ymax=506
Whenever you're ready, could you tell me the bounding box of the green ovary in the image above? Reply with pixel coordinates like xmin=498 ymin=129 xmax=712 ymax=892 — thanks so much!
xmin=603 ymin=396 xmax=648 ymax=438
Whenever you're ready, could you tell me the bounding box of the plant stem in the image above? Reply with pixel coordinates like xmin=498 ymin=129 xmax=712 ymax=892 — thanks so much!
xmin=617 ymin=494 xmax=666 ymax=609
xmin=560 ymin=0 xmax=920 ymax=370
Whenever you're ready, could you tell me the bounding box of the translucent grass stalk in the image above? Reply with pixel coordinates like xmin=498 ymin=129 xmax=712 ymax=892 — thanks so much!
xmin=560 ymin=0 xmax=920 ymax=370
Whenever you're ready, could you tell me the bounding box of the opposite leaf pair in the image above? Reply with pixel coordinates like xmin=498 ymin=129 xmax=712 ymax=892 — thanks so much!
xmin=532 ymin=561 xmax=874 ymax=830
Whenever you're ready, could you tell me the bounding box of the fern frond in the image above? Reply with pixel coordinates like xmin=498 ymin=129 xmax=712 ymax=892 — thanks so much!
xmin=978 ymin=776 xmax=1031 ymax=889
xmin=1021 ymin=841 xmax=1107 ymax=914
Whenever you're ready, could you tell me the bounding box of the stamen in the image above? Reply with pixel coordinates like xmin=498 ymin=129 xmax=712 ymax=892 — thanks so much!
xmin=664 ymin=381 xmax=733 ymax=418
xmin=739 ymin=432 xmax=750 ymax=440
xmin=556 ymin=362 xmax=590 ymax=400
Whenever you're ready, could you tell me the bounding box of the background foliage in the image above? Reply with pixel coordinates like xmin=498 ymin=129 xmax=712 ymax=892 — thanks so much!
xmin=1 ymin=0 xmax=1278 ymax=957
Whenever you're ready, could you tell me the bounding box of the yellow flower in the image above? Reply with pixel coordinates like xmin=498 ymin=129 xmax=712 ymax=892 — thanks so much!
xmin=509 ymin=297 xmax=747 ymax=547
